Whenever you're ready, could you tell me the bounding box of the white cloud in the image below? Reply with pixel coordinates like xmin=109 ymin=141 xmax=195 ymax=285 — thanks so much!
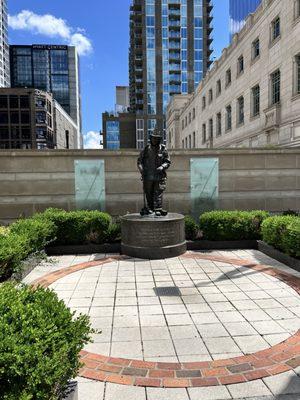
xmin=83 ymin=131 xmax=102 ymax=149
xmin=8 ymin=10 xmax=93 ymax=56
xmin=70 ymin=33 xmax=93 ymax=56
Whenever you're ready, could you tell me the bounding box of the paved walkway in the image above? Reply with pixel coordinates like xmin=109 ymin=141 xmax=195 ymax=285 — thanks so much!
xmin=24 ymin=250 xmax=300 ymax=400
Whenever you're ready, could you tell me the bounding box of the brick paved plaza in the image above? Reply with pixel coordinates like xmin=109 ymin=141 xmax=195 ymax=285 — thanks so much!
xmin=24 ymin=250 xmax=300 ymax=400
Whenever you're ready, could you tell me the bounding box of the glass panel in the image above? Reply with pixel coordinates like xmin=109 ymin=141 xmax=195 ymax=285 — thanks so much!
xmin=190 ymin=158 xmax=219 ymax=218
xmin=74 ymin=160 xmax=105 ymax=210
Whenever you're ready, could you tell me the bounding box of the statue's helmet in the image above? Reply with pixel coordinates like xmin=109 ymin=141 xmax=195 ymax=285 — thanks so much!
xmin=150 ymin=126 xmax=162 ymax=141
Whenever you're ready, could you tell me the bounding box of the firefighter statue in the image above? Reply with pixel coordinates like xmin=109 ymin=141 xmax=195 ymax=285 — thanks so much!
xmin=137 ymin=127 xmax=171 ymax=217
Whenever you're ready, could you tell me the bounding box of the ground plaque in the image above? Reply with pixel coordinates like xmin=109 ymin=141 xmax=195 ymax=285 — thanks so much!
xmin=121 ymin=213 xmax=186 ymax=259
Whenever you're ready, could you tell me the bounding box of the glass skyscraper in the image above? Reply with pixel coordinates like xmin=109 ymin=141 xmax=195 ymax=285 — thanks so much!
xmin=229 ymin=0 xmax=261 ymax=40
xmin=129 ymin=0 xmax=213 ymax=148
xmin=0 ymin=0 xmax=10 ymax=87
xmin=10 ymin=45 xmax=82 ymax=147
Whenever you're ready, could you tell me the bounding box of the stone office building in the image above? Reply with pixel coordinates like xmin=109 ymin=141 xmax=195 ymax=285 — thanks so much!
xmin=167 ymin=0 xmax=300 ymax=149
xmin=0 ymin=88 xmax=78 ymax=149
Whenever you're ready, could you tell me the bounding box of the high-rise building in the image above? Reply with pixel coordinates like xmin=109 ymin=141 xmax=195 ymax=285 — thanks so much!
xmin=9 ymin=45 xmax=82 ymax=148
xmin=229 ymin=0 xmax=261 ymax=40
xmin=129 ymin=0 xmax=213 ymax=148
xmin=0 ymin=0 xmax=10 ymax=87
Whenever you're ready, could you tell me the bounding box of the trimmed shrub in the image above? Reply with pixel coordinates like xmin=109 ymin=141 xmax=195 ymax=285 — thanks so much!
xmin=0 ymin=219 xmax=57 ymax=281
xmin=0 ymin=283 xmax=91 ymax=400
xmin=34 ymin=208 xmax=112 ymax=245
xmin=0 ymin=233 xmax=32 ymax=281
xmin=261 ymin=216 xmax=300 ymax=258
xmin=185 ymin=216 xmax=199 ymax=241
xmin=10 ymin=218 xmax=57 ymax=250
xmin=199 ymin=210 xmax=270 ymax=241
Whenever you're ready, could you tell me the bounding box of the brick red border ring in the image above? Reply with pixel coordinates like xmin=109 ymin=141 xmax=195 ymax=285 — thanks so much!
xmin=31 ymin=252 xmax=300 ymax=388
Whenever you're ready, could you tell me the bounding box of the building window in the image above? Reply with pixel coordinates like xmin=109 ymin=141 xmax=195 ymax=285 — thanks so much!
xmin=185 ymin=137 xmax=188 ymax=148
xmin=226 ymin=105 xmax=232 ymax=131
xmin=237 ymin=55 xmax=244 ymax=75
xmin=271 ymin=16 xmax=280 ymax=42
xmin=216 ymin=80 xmax=221 ymax=96
xmin=271 ymin=70 xmax=281 ymax=105
xmin=225 ymin=69 xmax=232 ymax=87
xmin=209 ymin=118 xmax=213 ymax=139
xmin=295 ymin=55 xmax=300 ymax=95
xmin=209 ymin=89 xmax=213 ymax=104
xmin=237 ymin=96 xmax=244 ymax=125
xmin=189 ymin=112 xmax=191 ymax=124
xmin=185 ymin=116 xmax=187 ymax=127
xmin=252 ymin=85 xmax=260 ymax=117
xmin=182 ymin=119 xmax=184 ymax=130
xmin=216 ymin=113 xmax=222 ymax=136
xmin=202 ymin=123 xmax=206 ymax=143
xmin=65 ymin=130 xmax=70 ymax=149
xmin=193 ymin=131 xmax=195 ymax=148
xmin=182 ymin=139 xmax=184 ymax=148
xmin=202 ymin=96 xmax=206 ymax=110
xmin=193 ymin=108 xmax=195 ymax=120
xmin=188 ymin=134 xmax=191 ymax=149
xmin=252 ymin=38 xmax=260 ymax=59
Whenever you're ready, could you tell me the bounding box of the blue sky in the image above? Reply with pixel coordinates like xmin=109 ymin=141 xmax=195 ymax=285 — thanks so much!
xmin=8 ymin=0 xmax=229 ymax=148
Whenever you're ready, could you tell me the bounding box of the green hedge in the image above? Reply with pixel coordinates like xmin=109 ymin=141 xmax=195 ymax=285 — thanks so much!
xmin=0 ymin=219 xmax=57 ymax=281
xmin=199 ymin=210 xmax=270 ymax=241
xmin=0 ymin=283 xmax=91 ymax=400
xmin=184 ymin=216 xmax=199 ymax=241
xmin=34 ymin=208 xmax=112 ymax=245
xmin=261 ymin=216 xmax=300 ymax=258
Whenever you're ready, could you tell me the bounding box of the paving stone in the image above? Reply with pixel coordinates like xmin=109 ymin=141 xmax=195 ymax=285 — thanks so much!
xmin=263 ymin=333 xmax=291 ymax=346
xmin=142 ymin=326 xmax=171 ymax=341
xmin=263 ymin=371 xmax=300 ymax=395
xmin=105 ymin=382 xmax=146 ymax=400
xmin=166 ymin=314 xmax=194 ymax=326
xmin=147 ymin=387 xmax=189 ymax=400
xmin=240 ymin=309 xmax=272 ymax=322
xmin=209 ymin=302 xmax=235 ymax=312
xmin=173 ymin=337 xmax=208 ymax=356
xmin=112 ymin=327 xmax=141 ymax=342
xmin=143 ymin=339 xmax=176 ymax=357
xmin=227 ymin=380 xmax=272 ymax=398
xmin=197 ymin=323 xmax=229 ymax=338
xmin=224 ymin=322 xmax=258 ymax=336
xmin=216 ymin=311 xmax=245 ymax=323
xmin=231 ymin=300 xmax=260 ymax=310
xmin=169 ymin=325 xmax=200 ymax=339
xmin=78 ymin=379 xmax=105 ymax=400
xmin=111 ymin=340 xmax=143 ymax=358
xmin=113 ymin=315 xmax=140 ymax=328
xmin=233 ymin=335 xmax=270 ymax=353
xmin=140 ymin=315 xmax=166 ymax=327
xmin=251 ymin=320 xmax=286 ymax=335
xmin=265 ymin=308 xmax=296 ymax=320
xmin=204 ymin=337 xmax=241 ymax=354
xmin=192 ymin=312 xmax=220 ymax=325
xmin=188 ymin=386 xmax=232 ymax=400
xmin=139 ymin=305 xmax=163 ymax=315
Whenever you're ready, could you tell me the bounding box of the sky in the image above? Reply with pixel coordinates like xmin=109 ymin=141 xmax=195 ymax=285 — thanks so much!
xmin=8 ymin=0 xmax=229 ymax=149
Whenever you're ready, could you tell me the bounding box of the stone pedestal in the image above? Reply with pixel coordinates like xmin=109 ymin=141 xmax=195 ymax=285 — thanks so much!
xmin=121 ymin=213 xmax=186 ymax=259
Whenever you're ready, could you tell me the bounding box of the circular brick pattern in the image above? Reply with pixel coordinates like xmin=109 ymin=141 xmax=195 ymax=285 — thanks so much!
xmin=31 ymin=252 xmax=300 ymax=388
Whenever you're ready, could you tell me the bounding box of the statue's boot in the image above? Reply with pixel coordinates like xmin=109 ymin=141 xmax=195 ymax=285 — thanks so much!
xmin=154 ymin=208 xmax=168 ymax=216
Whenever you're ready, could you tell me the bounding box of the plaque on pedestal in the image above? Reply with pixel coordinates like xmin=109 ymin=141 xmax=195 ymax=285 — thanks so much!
xmin=121 ymin=213 xmax=186 ymax=260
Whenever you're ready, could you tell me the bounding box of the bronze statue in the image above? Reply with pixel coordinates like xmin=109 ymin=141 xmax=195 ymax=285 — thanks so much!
xmin=137 ymin=128 xmax=171 ymax=216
